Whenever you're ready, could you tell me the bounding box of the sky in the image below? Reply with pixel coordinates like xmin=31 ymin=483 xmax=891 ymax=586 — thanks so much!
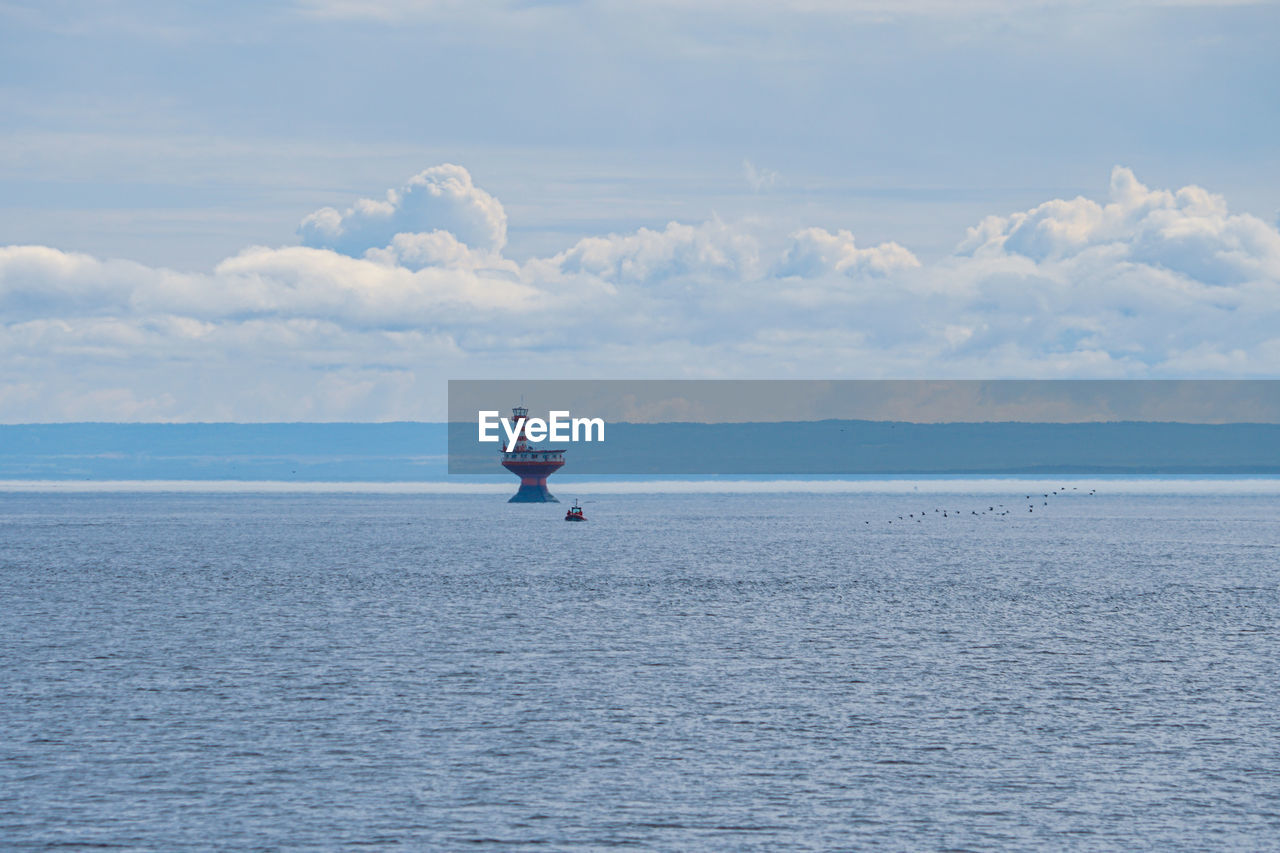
xmin=1 ymin=0 xmax=1279 ymax=421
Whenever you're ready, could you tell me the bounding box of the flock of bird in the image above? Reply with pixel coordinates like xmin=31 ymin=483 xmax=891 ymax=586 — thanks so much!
xmin=870 ymin=486 xmax=1097 ymax=525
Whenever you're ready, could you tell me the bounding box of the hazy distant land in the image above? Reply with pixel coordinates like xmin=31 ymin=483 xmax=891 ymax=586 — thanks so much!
xmin=3 ymin=421 xmax=1280 ymax=481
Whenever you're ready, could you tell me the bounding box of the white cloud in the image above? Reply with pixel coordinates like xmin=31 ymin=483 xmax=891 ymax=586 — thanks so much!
xmin=298 ymin=164 xmax=507 ymax=255
xmin=547 ymin=219 xmax=760 ymax=285
xmin=775 ymin=228 xmax=920 ymax=278
xmin=957 ymin=166 xmax=1280 ymax=286
xmin=2 ymin=165 xmax=1279 ymax=420
xmin=363 ymin=231 xmax=518 ymax=274
xmin=0 ymin=243 xmax=536 ymax=327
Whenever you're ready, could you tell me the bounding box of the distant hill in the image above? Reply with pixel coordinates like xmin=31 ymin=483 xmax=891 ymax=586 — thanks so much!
xmin=0 ymin=423 xmax=448 ymax=481
xmin=2 ymin=420 xmax=1279 ymax=480
xmin=449 ymin=420 xmax=1280 ymax=475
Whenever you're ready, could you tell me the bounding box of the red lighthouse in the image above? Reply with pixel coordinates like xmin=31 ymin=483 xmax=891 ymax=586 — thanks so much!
xmin=501 ymin=404 xmax=565 ymax=502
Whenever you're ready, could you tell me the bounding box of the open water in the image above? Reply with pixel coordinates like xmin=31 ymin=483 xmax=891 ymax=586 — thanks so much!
xmin=2 ymin=489 xmax=1279 ymax=850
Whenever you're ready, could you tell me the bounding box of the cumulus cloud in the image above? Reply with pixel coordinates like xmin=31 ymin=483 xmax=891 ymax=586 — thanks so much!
xmin=3 ymin=165 xmax=1279 ymax=420
xmin=548 ymin=219 xmax=760 ymax=285
xmin=775 ymin=228 xmax=920 ymax=278
xmin=958 ymin=166 xmax=1280 ymax=286
xmin=298 ymin=164 xmax=507 ymax=255
xmin=362 ymin=231 xmax=517 ymax=274
xmin=0 ymin=244 xmax=537 ymax=330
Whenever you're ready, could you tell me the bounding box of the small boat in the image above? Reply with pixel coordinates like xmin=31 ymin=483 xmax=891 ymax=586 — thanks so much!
xmin=564 ymin=500 xmax=586 ymax=522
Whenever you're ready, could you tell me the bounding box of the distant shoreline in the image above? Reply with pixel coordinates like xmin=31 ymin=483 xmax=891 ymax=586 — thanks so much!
xmin=4 ymin=476 xmax=1280 ymax=495
xmin=6 ymin=421 xmax=1280 ymax=480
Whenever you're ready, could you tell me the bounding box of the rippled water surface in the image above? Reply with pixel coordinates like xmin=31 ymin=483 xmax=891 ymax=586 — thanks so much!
xmin=2 ymin=490 xmax=1279 ymax=850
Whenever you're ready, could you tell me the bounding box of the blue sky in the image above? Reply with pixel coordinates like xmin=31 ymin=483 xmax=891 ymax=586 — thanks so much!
xmin=1 ymin=0 xmax=1278 ymax=420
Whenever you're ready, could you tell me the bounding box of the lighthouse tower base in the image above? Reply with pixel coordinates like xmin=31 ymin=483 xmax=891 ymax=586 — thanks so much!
xmin=508 ymin=483 xmax=559 ymax=503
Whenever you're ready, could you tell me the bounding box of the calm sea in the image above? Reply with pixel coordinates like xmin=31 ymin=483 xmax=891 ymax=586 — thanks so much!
xmin=2 ymin=490 xmax=1279 ymax=850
